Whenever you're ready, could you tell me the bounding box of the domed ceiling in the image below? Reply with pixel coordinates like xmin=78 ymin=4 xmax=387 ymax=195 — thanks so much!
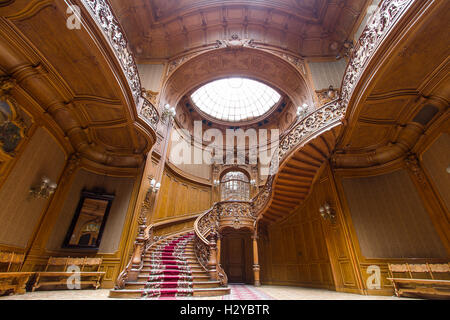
xmin=110 ymin=0 xmax=371 ymax=60
xmin=191 ymin=77 xmax=281 ymax=122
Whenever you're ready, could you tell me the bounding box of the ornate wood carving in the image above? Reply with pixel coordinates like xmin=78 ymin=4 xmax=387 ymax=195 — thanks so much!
xmin=81 ymin=0 xmax=141 ymax=103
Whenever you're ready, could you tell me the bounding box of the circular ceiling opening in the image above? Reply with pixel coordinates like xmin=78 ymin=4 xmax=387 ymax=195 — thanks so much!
xmin=191 ymin=77 xmax=281 ymax=122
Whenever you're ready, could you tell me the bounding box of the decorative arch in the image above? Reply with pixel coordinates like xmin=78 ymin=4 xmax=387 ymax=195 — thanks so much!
xmin=160 ymin=47 xmax=314 ymax=114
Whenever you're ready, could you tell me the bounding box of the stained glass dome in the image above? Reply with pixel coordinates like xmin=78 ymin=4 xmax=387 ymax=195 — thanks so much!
xmin=191 ymin=77 xmax=281 ymax=122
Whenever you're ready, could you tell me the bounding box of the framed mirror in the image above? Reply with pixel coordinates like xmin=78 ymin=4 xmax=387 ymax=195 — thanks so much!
xmin=62 ymin=190 xmax=114 ymax=250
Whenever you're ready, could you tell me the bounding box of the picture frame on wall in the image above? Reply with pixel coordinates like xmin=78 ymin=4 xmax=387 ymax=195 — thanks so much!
xmin=62 ymin=190 xmax=115 ymax=250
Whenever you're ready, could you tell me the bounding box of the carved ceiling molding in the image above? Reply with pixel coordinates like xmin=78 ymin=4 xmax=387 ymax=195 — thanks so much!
xmin=161 ymin=46 xmax=313 ymax=114
xmin=110 ymin=0 xmax=370 ymax=60
xmin=335 ymin=0 xmax=449 ymax=170
xmin=0 ymin=2 xmax=157 ymax=173
xmin=165 ymin=38 xmax=307 ymax=78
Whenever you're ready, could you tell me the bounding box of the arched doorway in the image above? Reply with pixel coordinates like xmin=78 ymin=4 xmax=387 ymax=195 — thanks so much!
xmin=220 ymin=228 xmax=254 ymax=284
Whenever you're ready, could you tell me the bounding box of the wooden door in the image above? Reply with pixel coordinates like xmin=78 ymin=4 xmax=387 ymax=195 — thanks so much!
xmin=222 ymin=236 xmax=246 ymax=283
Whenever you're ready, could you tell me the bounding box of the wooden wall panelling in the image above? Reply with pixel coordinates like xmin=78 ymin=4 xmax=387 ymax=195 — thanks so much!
xmin=404 ymin=155 xmax=450 ymax=254
xmin=318 ymin=164 xmax=366 ymax=294
xmin=22 ymin=163 xmax=142 ymax=289
xmin=334 ymin=161 xmax=449 ymax=295
xmin=421 ymin=132 xmax=450 ymax=213
xmin=259 ymin=170 xmax=338 ymax=289
xmin=21 ymin=153 xmax=78 ymax=271
xmin=152 ymin=166 xmax=211 ymax=221
xmin=0 ymin=127 xmax=67 ymax=252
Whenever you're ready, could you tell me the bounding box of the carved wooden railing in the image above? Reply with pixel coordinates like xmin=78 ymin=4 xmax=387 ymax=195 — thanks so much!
xmin=193 ymin=0 xmax=415 ymax=285
xmin=80 ymin=0 xmax=160 ymax=131
xmin=115 ymin=209 xmax=202 ymax=289
xmin=112 ymin=0 xmax=414 ymax=290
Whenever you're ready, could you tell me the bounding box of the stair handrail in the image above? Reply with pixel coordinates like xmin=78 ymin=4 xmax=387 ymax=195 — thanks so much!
xmin=115 ymin=211 xmax=203 ymax=289
xmin=192 ymin=100 xmax=343 ymax=285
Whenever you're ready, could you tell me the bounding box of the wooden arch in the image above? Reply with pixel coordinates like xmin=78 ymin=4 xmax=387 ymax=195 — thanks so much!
xmin=160 ymin=47 xmax=314 ymax=115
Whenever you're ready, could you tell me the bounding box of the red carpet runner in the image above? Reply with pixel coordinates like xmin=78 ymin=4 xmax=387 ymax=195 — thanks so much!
xmin=142 ymin=232 xmax=194 ymax=298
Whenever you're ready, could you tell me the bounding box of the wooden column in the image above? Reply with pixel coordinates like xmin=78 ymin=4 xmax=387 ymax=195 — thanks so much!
xmin=216 ymin=234 xmax=222 ymax=265
xmin=252 ymin=233 xmax=261 ymax=286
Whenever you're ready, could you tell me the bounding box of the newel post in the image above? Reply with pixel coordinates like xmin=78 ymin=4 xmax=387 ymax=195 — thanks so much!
xmin=252 ymin=233 xmax=261 ymax=286
xmin=128 ymin=216 xmax=147 ymax=281
xmin=207 ymin=233 xmax=218 ymax=281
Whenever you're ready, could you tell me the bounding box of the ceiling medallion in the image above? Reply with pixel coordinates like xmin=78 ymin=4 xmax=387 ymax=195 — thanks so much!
xmin=215 ymin=34 xmax=256 ymax=50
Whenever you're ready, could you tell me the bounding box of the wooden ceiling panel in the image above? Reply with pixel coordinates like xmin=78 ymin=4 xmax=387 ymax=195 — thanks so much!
xmin=371 ymin=7 xmax=450 ymax=95
xmin=11 ymin=5 xmax=117 ymax=99
xmin=93 ymin=127 xmax=135 ymax=151
xmin=0 ymin=1 xmax=155 ymax=171
xmin=345 ymin=123 xmax=392 ymax=151
xmin=335 ymin=1 xmax=449 ymax=167
xmin=110 ymin=0 xmax=370 ymax=60
xmin=359 ymin=98 xmax=412 ymax=122
xmin=79 ymin=102 xmax=126 ymax=126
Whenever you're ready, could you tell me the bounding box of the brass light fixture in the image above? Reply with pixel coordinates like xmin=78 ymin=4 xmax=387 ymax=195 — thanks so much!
xmin=29 ymin=176 xmax=57 ymax=200
xmin=149 ymin=178 xmax=161 ymax=193
xmin=162 ymin=103 xmax=176 ymax=121
xmin=319 ymin=202 xmax=336 ymax=223
xmin=296 ymin=103 xmax=309 ymax=118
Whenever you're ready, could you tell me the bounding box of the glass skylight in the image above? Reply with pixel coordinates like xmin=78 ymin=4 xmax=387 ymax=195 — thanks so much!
xmin=191 ymin=77 xmax=281 ymax=122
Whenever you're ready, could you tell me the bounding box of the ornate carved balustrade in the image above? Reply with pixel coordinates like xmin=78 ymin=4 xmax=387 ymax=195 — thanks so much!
xmin=80 ymin=0 xmax=160 ymax=131
xmin=193 ymin=0 xmax=415 ymax=285
xmin=113 ymin=0 xmax=415 ymax=290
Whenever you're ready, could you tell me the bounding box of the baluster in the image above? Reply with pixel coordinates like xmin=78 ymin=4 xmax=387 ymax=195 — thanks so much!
xmin=128 ymin=216 xmax=147 ymax=281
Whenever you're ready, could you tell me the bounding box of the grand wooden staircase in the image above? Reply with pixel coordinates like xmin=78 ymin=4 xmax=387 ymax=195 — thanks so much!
xmin=261 ymin=126 xmax=342 ymax=223
xmin=108 ymin=0 xmax=413 ymax=298
xmin=110 ymin=231 xmax=230 ymax=298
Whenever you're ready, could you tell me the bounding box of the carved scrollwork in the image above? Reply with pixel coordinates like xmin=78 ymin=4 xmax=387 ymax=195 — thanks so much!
xmin=181 ymin=0 xmax=418 ymax=291
xmin=140 ymin=98 xmax=159 ymax=130
xmin=81 ymin=0 xmax=142 ymax=103
xmin=340 ymin=0 xmax=412 ymax=106
xmin=215 ymin=34 xmax=256 ymax=49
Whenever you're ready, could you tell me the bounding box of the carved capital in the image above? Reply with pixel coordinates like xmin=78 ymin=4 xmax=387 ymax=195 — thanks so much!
xmin=404 ymin=153 xmax=426 ymax=185
xmin=0 ymin=76 xmax=16 ymax=98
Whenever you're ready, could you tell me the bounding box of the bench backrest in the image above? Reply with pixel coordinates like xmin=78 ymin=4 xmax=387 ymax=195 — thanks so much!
xmin=0 ymin=250 xmax=25 ymax=272
xmin=45 ymin=256 xmax=102 ymax=272
xmin=389 ymin=263 xmax=450 ymax=280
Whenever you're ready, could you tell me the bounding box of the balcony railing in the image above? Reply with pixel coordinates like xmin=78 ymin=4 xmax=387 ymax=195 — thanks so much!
xmin=193 ymin=0 xmax=415 ymax=284
xmin=111 ymin=0 xmax=415 ymax=290
xmin=81 ymin=0 xmax=160 ymax=131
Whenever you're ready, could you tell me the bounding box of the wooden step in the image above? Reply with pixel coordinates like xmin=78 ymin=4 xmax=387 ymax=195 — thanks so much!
xmin=124 ymin=281 xmax=221 ymax=290
xmin=109 ymin=286 xmax=230 ymax=299
xmin=137 ymin=274 xmax=210 ymax=282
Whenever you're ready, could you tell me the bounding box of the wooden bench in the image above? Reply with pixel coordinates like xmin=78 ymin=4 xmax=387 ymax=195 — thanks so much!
xmin=0 ymin=251 xmax=34 ymax=296
xmin=387 ymin=263 xmax=450 ymax=299
xmin=32 ymin=257 xmax=105 ymax=291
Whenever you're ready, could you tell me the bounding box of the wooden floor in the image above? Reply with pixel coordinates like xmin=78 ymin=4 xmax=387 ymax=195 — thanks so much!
xmin=0 ymin=285 xmax=411 ymax=300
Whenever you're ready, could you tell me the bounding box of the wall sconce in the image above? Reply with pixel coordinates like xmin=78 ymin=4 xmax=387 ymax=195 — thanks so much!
xmin=319 ymin=202 xmax=336 ymax=223
xmin=297 ymin=103 xmax=309 ymax=118
xmin=250 ymin=179 xmax=256 ymax=186
xmin=29 ymin=176 xmax=57 ymax=200
xmin=327 ymin=85 xmax=336 ymax=99
xmin=213 ymin=179 xmax=220 ymax=186
xmin=149 ymin=178 xmax=161 ymax=193
xmin=162 ymin=103 xmax=176 ymax=120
